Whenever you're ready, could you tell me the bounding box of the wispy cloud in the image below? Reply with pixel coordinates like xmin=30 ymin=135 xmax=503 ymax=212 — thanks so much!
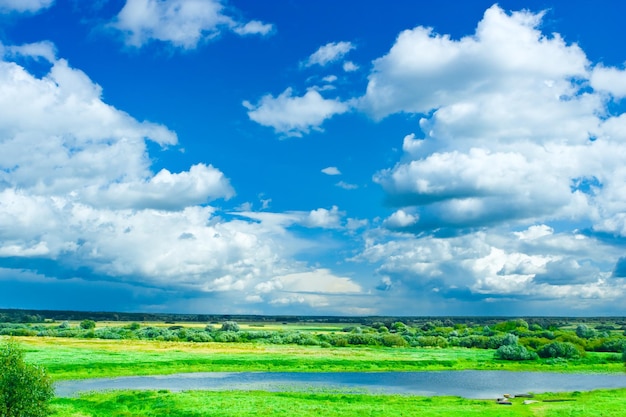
xmin=110 ymin=0 xmax=274 ymax=49
xmin=305 ymin=41 xmax=355 ymax=67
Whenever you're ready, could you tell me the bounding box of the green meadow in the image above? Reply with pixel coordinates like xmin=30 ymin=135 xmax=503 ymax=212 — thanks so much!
xmin=49 ymin=389 xmax=626 ymax=417
xmin=15 ymin=336 xmax=624 ymax=381
xmin=2 ymin=316 xmax=626 ymax=416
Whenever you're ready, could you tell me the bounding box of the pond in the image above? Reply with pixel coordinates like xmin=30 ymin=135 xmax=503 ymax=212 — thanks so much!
xmin=55 ymin=370 xmax=626 ymax=399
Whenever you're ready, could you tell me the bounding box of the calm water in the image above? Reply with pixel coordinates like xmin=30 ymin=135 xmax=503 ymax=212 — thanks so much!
xmin=55 ymin=370 xmax=626 ymax=399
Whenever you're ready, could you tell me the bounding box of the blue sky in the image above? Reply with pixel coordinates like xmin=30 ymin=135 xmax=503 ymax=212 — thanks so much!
xmin=1 ymin=0 xmax=626 ymax=316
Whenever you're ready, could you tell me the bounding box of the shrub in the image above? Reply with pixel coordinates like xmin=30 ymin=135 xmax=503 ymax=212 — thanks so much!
xmin=575 ymin=324 xmax=596 ymax=339
xmin=80 ymin=319 xmax=96 ymax=330
xmin=381 ymin=333 xmax=408 ymax=347
xmin=538 ymin=342 xmax=582 ymax=359
xmin=0 ymin=341 xmax=54 ymax=417
xmin=220 ymin=321 xmax=240 ymax=332
xmin=495 ymin=344 xmax=538 ymax=361
xmin=125 ymin=322 xmax=141 ymax=331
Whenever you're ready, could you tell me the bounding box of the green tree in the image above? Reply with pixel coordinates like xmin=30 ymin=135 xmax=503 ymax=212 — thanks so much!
xmin=0 ymin=341 xmax=54 ymax=417
xmin=220 ymin=321 xmax=240 ymax=332
xmin=80 ymin=319 xmax=96 ymax=330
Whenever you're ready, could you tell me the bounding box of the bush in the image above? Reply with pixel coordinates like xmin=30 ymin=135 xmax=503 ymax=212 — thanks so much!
xmin=381 ymin=333 xmax=408 ymax=347
xmin=575 ymin=324 xmax=596 ymax=339
xmin=495 ymin=344 xmax=538 ymax=361
xmin=220 ymin=321 xmax=240 ymax=332
xmin=0 ymin=341 xmax=54 ymax=417
xmin=538 ymin=342 xmax=582 ymax=359
xmin=80 ymin=319 xmax=96 ymax=330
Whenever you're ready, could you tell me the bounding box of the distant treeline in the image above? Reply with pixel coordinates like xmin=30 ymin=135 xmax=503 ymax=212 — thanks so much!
xmin=1 ymin=308 xmax=624 ymax=329
xmin=1 ymin=315 xmax=626 ymax=362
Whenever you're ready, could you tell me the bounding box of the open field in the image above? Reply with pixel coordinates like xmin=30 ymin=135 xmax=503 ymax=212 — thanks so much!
xmin=49 ymin=388 xmax=626 ymax=417
xmin=3 ymin=315 xmax=626 ymax=415
xmin=10 ymin=336 xmax=625 ymax=381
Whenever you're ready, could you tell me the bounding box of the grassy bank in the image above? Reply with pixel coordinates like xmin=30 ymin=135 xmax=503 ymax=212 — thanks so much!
xmin=49 ymin=388 xmax=626 ymax=417
xmin=13 ymin=337 xmax=626 ymax=381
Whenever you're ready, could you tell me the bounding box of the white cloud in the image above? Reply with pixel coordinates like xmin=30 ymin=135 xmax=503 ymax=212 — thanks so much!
xmin=590 ymin=65 xmax=626 ymax=99
xmin=232 ymin=20 xmax=274 ymax=36
xmin=0 ymin=0 xmax=53 ymax=13
xmin=336 ymin=181 xmax=358 ymax=190
xmin=83 ymin=163 xmax=234 ymax=210
xmin=305 ymin=41 xmax=355 ymax=67
xmin=244 ymin=88 xmax=350 ymax=137
xmin=343 ymin=61 xmax=359 ymax=72
xmin=384 ymin=209 xmax=418 ymax=228
xmin=366 ymin=5 xmax=626 ymax=238
xmin=0 ymin=42 xmax=336 ymax=304
xmin=321 ymin=166 xmax=341 ymax=175
xmin=302 ymin=206 xmax=343 ymax=229
xmin=354 ymin=228 xmax=624 ymax=309
xmin=361 ymin=5 xmax=588 ymax=119
xmin=110 ymin=0 xmax=273 ymax=49
xmin=6 ymin=41 xmax=56 ymax=61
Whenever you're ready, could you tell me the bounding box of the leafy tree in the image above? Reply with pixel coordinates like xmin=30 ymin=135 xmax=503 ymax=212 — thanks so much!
xmin=220 ymin=321 xmax=240 ymax=332
xmin=537 ymin=341 xmax=582 ymax=359
xmin=622 ymin=346 xmax=626 ymax=363
xmin=575 ymin=324 xmax=596 ymax=339
xmin=80 ymin=319 xmax=96 ymax=330
xmin=495 ymin=344 xmax=538 ymax=361
xmin=0 ymin=341 xmax=54 ymax=417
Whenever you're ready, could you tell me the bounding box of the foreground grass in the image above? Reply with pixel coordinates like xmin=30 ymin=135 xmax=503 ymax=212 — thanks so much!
xmin=13 ymin=337 xmax=625 ymax=381
xmin=50 ymin=388 xmax=626 ymax=417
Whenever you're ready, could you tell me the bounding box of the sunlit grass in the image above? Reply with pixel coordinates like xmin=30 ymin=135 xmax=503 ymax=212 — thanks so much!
xmin=6 ymin=336 xmax=622 ymax=381
xmin=49 ymin=388 xmax=626 ymax=417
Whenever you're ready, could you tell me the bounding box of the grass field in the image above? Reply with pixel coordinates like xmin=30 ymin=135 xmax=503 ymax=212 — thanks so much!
xmin=11 ymin=336 xmax=625 ymax=381
xmin=49 ymin=388 xmax=626 ymax=416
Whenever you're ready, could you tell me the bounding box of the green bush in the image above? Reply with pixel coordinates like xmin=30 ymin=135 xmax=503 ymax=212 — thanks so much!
xmin=220 ymin=321 xmax=240 ymax=332
xmin=495 ymin=344 xmax=538 ymax=360
xmin=381 ymin=333 xmax=408 ymax=347
xmin=0 ymin=341 xmax=53 ymax=417
xmin=538 ymin=341 xmax=582 ymax=359
xmin=80 ymin=319 xmax=96 ymax=330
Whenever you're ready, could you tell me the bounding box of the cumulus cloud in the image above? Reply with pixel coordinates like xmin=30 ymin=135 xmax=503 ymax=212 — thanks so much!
xmin=343 ymin=61 xmax=359 ymax=72
xmin=353 ymin=226 xmax=625 ymax=312
xmin=346 ymin=4 xmax=626 ymax=313
xmin=305 ymin=41 xmax=355 ymax=67
xmin=0 ymin=0 xmax=53 ymax=13
xmin=302 ymin=206 xmax=343 ymax=229
xmin=321 ymin=166 xmax=341 ymax=175
xmin=590 ymin=65 xmax=626 ymax=99
xmin=384 ymin=209 xmax=418 ymax=228
xmin=110 ymin=0 xmax=274 ymax=49
xmin=243 ymin=88 xmax=350 ymax=137
xmin=0 ymin=42 xmax=347 ymax=310
xmin=365 ymin=5 xmax=626 ymax=239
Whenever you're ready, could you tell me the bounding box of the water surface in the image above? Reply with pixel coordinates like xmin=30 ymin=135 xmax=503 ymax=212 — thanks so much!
xmin=55 ymin=370 xmax=626 ymax=399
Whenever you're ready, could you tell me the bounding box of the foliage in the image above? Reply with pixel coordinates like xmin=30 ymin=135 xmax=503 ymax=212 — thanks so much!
xmin=576 ymin=324 xmax=596 ymax=339
xmin=0 ymin=341 xmax=54 ymax=417
xmin=538 ymin=341 xmax=583 ymax=359
xmin=220 ymin=321 xmax=240 ymax=332
xmin=79 ymin=319 xmax=96 ymax=330
xmin=494 ymin=344 xmax=538 ymax=360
